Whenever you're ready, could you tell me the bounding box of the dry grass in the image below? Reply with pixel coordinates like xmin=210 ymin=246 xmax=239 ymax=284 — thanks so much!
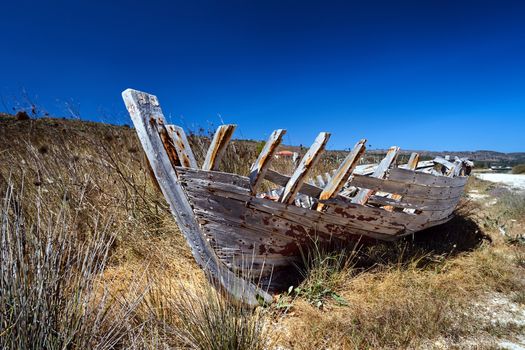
xmin=1 ymin=114 xmax=524 ymax=349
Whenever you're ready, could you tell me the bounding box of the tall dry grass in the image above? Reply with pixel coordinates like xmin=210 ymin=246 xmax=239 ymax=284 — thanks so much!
xmin=1 ymin=115 xmax=524 ymax=349
xmin=0 ymin=179 xmax=135 ymax=349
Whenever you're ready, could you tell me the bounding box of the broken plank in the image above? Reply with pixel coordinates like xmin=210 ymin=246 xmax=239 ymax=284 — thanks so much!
xmin=202 ymin=124 xmax=236 ymax=171
xmin=279 ymin=132 xmax=330 ymax=204
xmin=166 ymin=125 xmax=198 ymax=168
xmin=249 ymin=129 xmax=286 ymax=194
xmin=317 ymin=139 xmax=366 ymax=211
xmin=389 ymin=167 xmax=468 ymax=187
xmin=352 ymin=146 xmax=399 ymax=205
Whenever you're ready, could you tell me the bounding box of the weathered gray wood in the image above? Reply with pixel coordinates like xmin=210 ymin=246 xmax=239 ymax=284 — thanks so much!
xmin=349 ymin=174 xmax=465 ymax=199
xmin=202 ymin=124 xmax=236 ymax=171
xmin=352 ymin=146 xmax=399 ymax=204
xmin=122 ymin=89 xmax=270 ymax=306
xmin=181 ymin=176 xmax=408 ymax=235
xmin=389 ymin=167 xmax=468 ymax=187
xmin=175 ymin=166 xmax=250 ymax=188
xmin=368 ymin=194 xmax=461 ymax=211
xmin=280 ymin=132 xmax=331 ymax=204
xmin=400 ymin=160 xmax=434 ymax=170
xmin=166 ymin=125 xmax=198 ymax=168
xmin=249 ymin=129 xmax=286 ymax=194
xmin=354 ymin=159 xmax=433 ymax=176
xmin=433 ymin=156 xmax=455 ymax=171
xmin=317 ymin=139 xmax=366 ymax=211
xmin=264 ymin=167 xmax=465 ymax=201
xmin=385 ymin=152 xmax=419 ymax=212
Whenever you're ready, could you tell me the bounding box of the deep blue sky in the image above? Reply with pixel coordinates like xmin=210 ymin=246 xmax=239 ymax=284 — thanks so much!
xmin=1 ymin=0 xmax=524 ymax=152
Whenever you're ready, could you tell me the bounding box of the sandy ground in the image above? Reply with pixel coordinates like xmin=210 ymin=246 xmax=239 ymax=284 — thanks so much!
xmin=474 ymin=173 xmax=525 ymax=192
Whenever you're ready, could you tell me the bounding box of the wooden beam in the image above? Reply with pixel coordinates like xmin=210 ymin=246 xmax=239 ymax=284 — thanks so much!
xmin=316 ymin=175 xmax=326 ymax=188
xmin=166 ymin=125 xmax=198 ymax=168
xmin=317 ymin=139 xmax=366 ymax=211
xmin=248 ymin=129 xmax=286 ymax=195
xmin=352 ymin=146 xmax=399 ymax=205
xmin=384 ymin=152 xmax=419 ymax=212
xmin=121 ymin=89 xmax=270 ymax=306
xmin=202 ymin=124 xmax=236 ymax=171
xmin=279 ymin=132 xmax=330 ymax=204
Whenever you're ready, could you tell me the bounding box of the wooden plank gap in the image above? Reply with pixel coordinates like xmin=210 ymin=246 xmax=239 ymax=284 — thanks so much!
xmin=166 ymin=125 xmax=198 ymax=168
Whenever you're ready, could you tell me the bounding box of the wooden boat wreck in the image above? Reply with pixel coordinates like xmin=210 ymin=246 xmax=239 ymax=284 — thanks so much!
xmin=122 ymin=88 xmax=473 ymax=306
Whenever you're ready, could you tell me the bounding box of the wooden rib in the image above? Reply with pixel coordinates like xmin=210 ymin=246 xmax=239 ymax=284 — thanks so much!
xmin=166 ymin=125 xmax=198 ymax=168
xmin=249 ymin=129 xmax=286 ymax=194
xmin=434 ymin=156 xmax=454 ymax=169
xmin=266 ymin=169 xmax=323 ymax=198
xmin=202 ymin=124 xmax=236 ymax=171
xmin=121 ymin=89 xmax=270 ymax=306
xmin=367 ymin=194 xmax=461 ymax=211
xmin=352 ymin=146 xmax=399 ymax=205
xmin=384 ymin=152 xmax=419 ymax=212
xmin=279 ymin=132 xmax=331 ymax=204
xmin=317 ymin=139 xmax=366 ymax=211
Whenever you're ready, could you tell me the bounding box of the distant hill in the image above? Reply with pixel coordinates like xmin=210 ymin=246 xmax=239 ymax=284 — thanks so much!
xmin=1 ymin=112 xmax=522 ymax=168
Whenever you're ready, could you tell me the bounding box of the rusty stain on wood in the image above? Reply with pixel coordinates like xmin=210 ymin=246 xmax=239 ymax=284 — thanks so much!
xmin=317 ymin=139 xmax=366 ymax=211
xmin=249 ymin=129 xmax=286 ymax=194
xmin=166 ymin=124 xmax=198 ymax=168
xmin=203 ymin=124 xmax=236 ymax=171
xmin=280 ymin=132 xmax=330 ymax=204
xmin=384 ymin=152 xmax=419 ymax=212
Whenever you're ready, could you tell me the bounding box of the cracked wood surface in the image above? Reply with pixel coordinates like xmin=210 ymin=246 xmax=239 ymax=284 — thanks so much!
xmin=249 ymin=129 xmax=286 ymax=194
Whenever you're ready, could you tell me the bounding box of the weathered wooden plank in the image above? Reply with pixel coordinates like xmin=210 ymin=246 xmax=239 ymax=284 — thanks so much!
xmin=434 ymin=156 xmax=455 ymax=169
xmin=317 ymin=139 xmax=366 ymax=211
xmin=400 ymin=160 xmax=434 ymax=170
xmin=122 ymin=89 xmax=270 ymax=306
xmin=352 ymin=146 xmax=399 ymax=205
xmin=202 ymin=124 xmax=236 ymax=171
xmin=385 ymin=152 xmax=419 ymax=212
xmin=182 ymin=178 xmax=408 ymax=235
xmin=349 ymin=174 xmax=465 ymax=199
xmin=176 ymin=166 xmax=250 ymax=188
xmin=280 ymin=132 xmax=331 ymax=204
xmin=368 ymin=194 xmax=461 ymax=211
xmin=389 ymin=167 xmax=468 ymax=187
xmin=249 ymin=129 xmax=286 ymax=194
xmin=264 ymin=168 xmax=465 ymax=201
xmin=166 ymin=124 xmax=198 ymax=168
